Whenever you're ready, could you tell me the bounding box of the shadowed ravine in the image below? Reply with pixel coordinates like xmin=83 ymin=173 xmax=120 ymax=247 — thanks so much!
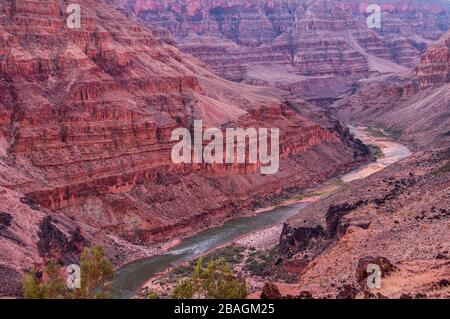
xmin=110 ymin=126 xmax=411 ymax=299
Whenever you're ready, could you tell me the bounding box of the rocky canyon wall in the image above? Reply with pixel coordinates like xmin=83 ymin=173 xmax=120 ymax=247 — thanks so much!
xmin=0 ymin=0 xmax=369 ymax=296
xmin=114 ymin=0 xmax=450 ymax=104
xmin=336 ymin=30 xmax=450 ymax=149
xmin=274 ymin=29 xmax=450 ymax=299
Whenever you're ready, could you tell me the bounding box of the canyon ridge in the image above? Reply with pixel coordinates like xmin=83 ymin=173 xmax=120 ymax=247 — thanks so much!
xmin=0 ymin=0 xmax=448 ymax=299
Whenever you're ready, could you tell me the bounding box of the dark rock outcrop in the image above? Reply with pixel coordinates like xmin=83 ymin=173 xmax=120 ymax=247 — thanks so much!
xmin=355 ymin=256 xmax=398 ymax=289
xmin=325 ymin=200 xmax=367 ymax=238
xmin=260 ymin=283 xmax=282 ymax=300
xmin=297 ymin=291 xmax=314 ymax=299
xmin=0 ymin=212 xmax=12 ymax=230
xmin=279 ymin=223 xmax=325 ymax=255
xmin=336 ymin=285 xmax=359 ymax=299
xmin=37 ymin=217 xmax=87 ymax=265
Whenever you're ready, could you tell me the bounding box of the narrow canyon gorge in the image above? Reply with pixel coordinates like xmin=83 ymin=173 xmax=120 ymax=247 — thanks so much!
xmin=0 ymin=0 xmax=448 ymax=300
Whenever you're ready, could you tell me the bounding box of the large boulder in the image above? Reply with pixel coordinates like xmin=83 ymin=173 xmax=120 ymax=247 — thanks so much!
xmin=260 ymin=283 xmax=282 ymax=300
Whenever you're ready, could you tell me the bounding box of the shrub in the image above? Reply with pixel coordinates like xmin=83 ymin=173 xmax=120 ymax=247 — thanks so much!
xmin=71 ymin=245 xmax=114 ymax=299
xmin=22 ymin=245 xmax=114 ymax=299
xmin=171 ymin=257 xmax=247 ymax=299
xmin=147 ymin=290 xmax=160 ymax=299
xmin=22 ymin=260 xmax=66 ymax=299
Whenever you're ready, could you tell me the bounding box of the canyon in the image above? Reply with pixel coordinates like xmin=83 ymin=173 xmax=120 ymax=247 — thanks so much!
xmin=131 ymin=2 xmax=449 ymax=299
xmin=272 ymin=27 xmax=450 ymax=299
xmin=0 ymin=0 xmax=448 ymax=299
xmin=336 ymin=30 xmax=450 ymax=149
xmin=0 ymin=0 xmax=369 ymax=297
xmin=276 ymin=143 xmax=449 ymax=298
xmin=114 ymin=0 xmax=450 ymax=105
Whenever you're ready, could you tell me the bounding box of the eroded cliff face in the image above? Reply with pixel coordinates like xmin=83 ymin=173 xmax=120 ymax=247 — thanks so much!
xmin=0 ymin=0 xmax=368 ymax=296
xmin=115 ymin=0 xmax=449 ymax=104
xmin=277 ymin=150 xmax=450 ymax=298
xmin=416 ymin=31 xmax=450 ymax=88
xmin=336 ymin=31 xmax=450 ymax=149
xmin=274 ymin=29 xmax=450 ymax=299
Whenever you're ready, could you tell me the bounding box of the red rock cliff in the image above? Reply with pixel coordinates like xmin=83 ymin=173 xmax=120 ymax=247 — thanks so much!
xmin=0 ymin=0 xmax=369 ymax=296
xmin=114 ymin=0 xmax=449 ymax=103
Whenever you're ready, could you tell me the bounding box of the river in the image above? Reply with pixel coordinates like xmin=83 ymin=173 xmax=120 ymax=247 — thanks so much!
xmin=110 ymin=126 xmax=411 ymax=299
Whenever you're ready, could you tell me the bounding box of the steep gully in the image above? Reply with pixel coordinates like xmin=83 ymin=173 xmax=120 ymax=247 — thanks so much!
xmin=110 ymin=126 xmax=411 ymax=298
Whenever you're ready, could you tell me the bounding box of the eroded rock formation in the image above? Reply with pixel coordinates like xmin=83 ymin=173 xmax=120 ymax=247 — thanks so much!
xmin=0 ymin=0 xmax=368 ymax=296
xmin=278 ymin=149 xmax=450 ymax=298
xmin=416 ymin=31 xmax=450 ymax=88
xmin=336 ymin=31 xmax=450 ymax=149
xmin=276 ymin=31 xmax=450 ymax=299
xmin=114 ymin=0 xmax=449 ymax=104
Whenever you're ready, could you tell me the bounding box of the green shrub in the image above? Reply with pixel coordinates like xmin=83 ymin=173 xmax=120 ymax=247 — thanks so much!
xmin=171 ymin=278 xmax=195 ymax=299
xmin=71 ymin=245 xmax=114 ymax=299
xmin=23 ymin=260 xmax=66 ymax=299
xmin=22 ymin=245 xmax=114 ymax=299
xmin=147 ymin=290 xmax=160 ymax=299
xmin=171 ymin=257 xmax=247 ymax=299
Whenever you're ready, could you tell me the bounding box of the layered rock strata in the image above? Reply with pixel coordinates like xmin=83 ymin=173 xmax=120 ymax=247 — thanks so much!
xmin=336 ymin=31 xmax=450 ymax=149
xmin=0 ymin=0 xmax=368 ymax=296
xmin=115 ymin=0 xmax=449 ymax=103
xmin=276 ymin=29 xmax=450 ymax=299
